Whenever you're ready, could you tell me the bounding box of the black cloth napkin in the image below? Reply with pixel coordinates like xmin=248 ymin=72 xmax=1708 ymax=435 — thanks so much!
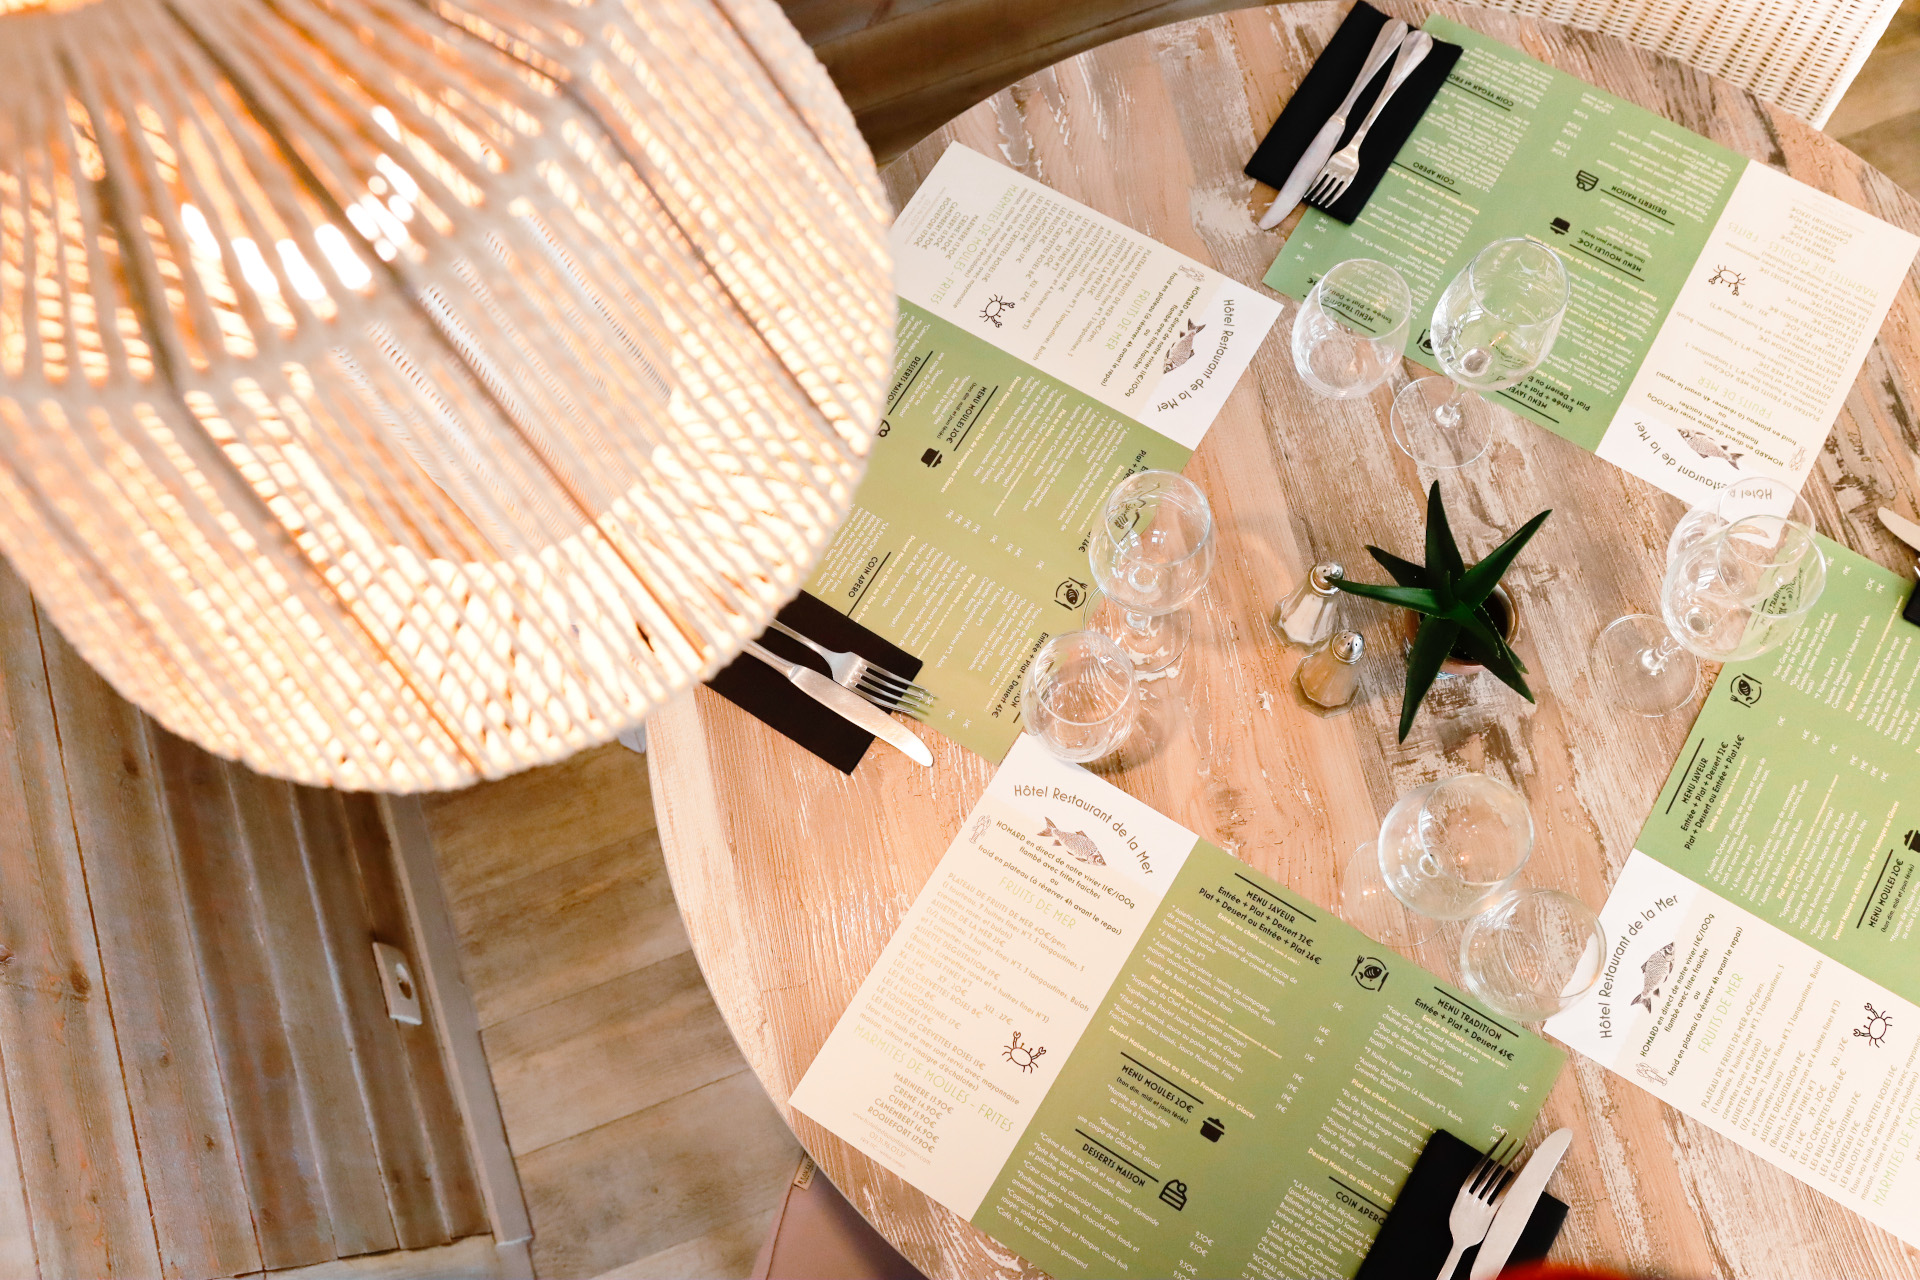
xmin=705 ymin=591 xmax=925 ymax=775
xmin=1356 ymin=1130 xmax=1568 ymax=1280
xmin=1245 ymin=1 xmax=1463 ymax=224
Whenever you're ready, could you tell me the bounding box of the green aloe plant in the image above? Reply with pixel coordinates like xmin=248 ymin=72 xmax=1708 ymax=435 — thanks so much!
xmin=1334 ymin=482 xmax=1550 ymax=741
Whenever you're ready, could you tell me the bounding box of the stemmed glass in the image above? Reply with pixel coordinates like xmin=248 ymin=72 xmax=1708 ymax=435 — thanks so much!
xmin=1022 ymin=630 xmax=1137 ymax=762
xmin=1291 ymin=258 xmax=1414 ymax=398
xmin=1339 ymin=774 xmax=1535 ymax=950
xmin=1458 ymin=888 xmax=1607 ymax=1021
xmin=1393 ymin=237 xmax=1570 ymax=469
xmin=1088 ymin=470 xmax=1216 ymax=677
xmin=1667 ymin=474 xmax=1812 ymax=563
xmin=1596 ymin=513 xmax=1827 ymax=717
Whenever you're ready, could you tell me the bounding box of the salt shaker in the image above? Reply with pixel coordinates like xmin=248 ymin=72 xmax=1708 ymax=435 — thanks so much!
xmin=1273 ymin=561 xmax=1344 ymax=646
xmin=1297 ymin=630 xmax=1364 ymax=709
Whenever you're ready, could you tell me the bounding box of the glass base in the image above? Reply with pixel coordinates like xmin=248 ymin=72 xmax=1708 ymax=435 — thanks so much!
xmin=1594 ymin=613 xmax=1699 ymax=716
xmin=1339 ymin=840 xmax=1437 ymax=950
xmin=1391 ymin=376 xmax=1491 ymax=469
xmin=1100 ymin=608 xmax=1189 ymax=679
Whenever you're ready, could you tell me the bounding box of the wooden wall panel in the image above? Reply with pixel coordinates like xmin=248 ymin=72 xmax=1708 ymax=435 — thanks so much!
xmin=225 ymin=765 xmax=399 ymax=1260
xmin=0 ymin=562 xmax=161 ymax=1278
xmin=41 ymin=636 xmax=262 ymax=1280
xmin=0 ymin=1050 xmax=38 ymax=1280
xmin=341 ymin=795 xmax=488 ymax=1243
xmin=153 ymin=729 xmax=336 ymax=1270
xmin=293 ymin=788 xmax=453 ymax=1253
xmin=0 ymin=548 xmax=486 ymax=1277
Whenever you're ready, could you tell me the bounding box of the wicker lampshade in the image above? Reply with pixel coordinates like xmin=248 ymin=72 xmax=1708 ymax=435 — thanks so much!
xmin=0 ymin=0 xmax=892 ymax=789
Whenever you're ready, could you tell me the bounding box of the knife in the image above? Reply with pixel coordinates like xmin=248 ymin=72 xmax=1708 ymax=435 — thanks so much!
xmin=1467 ymin=1128 xmax=1572 ymax=1280
xmin=742 ymin=639 xmax=933 ymax=767
xmin=1874 ymin=508 xmax=1920 ymax=627
xmin=1258 ymin=19 xmax=1407 ymax=230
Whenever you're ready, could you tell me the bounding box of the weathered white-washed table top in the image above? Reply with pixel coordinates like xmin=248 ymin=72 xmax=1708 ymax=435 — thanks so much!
xmin=650 ymin=4 xmax=1920 ymax=1275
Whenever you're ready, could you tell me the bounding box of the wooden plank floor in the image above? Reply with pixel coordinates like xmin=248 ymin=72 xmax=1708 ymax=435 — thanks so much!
xmin=1830 ymin=0 xmax=1920 ymax=197
xmin=420 ymin=745 xmax=797 ymax=1280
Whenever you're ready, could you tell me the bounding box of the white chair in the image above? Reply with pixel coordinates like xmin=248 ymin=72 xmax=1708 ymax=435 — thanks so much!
xmin=1469 ymin=0 xmax=1907 ymax=126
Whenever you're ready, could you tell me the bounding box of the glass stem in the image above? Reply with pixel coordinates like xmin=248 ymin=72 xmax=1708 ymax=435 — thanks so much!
xmin=1123 ymin=609 xmax=1156 ymax=635
xmin=1433 ymin=383 xmax=1468 ymax=429
xmin=1644 ymin=634 xmax=1683 ymax=675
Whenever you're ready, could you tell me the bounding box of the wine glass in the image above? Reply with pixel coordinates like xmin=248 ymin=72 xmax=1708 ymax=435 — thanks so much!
xmin=1291 ymin=258 xmax=1413 ymax=398
xmin=1595 ymin=514 xmax=1827 ymax=716
xmin=1458 ymin=888 xmax=1607 ymax=1021
xmin=1088 ymin=470 xmax=1215 ymax=677
xmin=1393 ymin=238 xmax=1569 ymax=469
xmin=1340 ymin=774 xmax=1535 ymax=950
xmin=1668 ymin=474 xmax=1812 ymax=564
xmin=1021 ymin=630 xmax=1137 ymax=762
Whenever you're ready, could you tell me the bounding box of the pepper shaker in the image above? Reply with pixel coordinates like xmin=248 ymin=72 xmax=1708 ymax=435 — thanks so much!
xmin=1297 ymin=630 xmax=1364 ymax=708
xmin=1273 ymin=561 xmax=1344 ymax=646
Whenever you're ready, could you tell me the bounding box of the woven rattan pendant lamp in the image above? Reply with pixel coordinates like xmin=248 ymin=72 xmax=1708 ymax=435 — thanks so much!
xmin=0 ymin=0 xmax=892 ymax=789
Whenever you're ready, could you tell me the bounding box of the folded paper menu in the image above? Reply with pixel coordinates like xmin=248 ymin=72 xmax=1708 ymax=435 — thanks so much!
xmin=1547 ymin=538 xmax=1920 ymax=1247
xmin=793 ymin=734 xmax=1565 ymax=1279
xmin=805 ymin=144 xmax=1281 ymax=762
xmin=1265 ymin=17 xmax=1920 ymax=509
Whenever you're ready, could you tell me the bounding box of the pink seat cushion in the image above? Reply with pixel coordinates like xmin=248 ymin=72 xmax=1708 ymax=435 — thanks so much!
xmin=752 ymin=1160 xmax=929 ymax=1280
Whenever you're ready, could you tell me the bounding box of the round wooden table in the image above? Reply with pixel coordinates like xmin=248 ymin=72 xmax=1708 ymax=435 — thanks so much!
xmin=650 ymin=4 xmax=1920 ymax=1275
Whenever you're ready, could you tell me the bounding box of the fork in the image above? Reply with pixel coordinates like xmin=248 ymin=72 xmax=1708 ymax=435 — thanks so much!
xmin=765 ymin=619 xmax=936 ymax=718
xmin=1434 ymin=1136 xmax=1519 ymax=1280
xmin=1306 ymin=31 xmax=1434 ymax=208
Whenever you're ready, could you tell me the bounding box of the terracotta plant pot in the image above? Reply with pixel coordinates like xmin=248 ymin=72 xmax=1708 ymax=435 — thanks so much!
xmin=1398 ymin=584 xmax=1521 ymax=675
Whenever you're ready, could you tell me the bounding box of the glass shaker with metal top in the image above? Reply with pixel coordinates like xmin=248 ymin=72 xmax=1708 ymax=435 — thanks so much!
xmin=1273 ymin=561 xmax=1344 ymax=646
xmin=1297 ymin=630 xmax=1364 ymax=709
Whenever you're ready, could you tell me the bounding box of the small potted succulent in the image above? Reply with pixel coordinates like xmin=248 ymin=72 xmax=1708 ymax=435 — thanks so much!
xmin=1334 ymin=482 xmax=1550 ymax=741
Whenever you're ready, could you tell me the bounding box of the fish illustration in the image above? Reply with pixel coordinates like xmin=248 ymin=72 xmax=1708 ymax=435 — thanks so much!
xmin=1040 ymin=817 xmax=1105 ymax=865
xmin=1675 ymin=427 xmax=1743 ymax=469
xmin=1630 ymin=942 xmax=1675 ymax=1014
xmin=1162 ymin=318 xmax=1206 ymax=374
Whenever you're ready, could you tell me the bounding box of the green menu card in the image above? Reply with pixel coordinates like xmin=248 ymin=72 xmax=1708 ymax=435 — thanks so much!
xmin=1637 ymin=537 xmax=1920 ymax=1004
xmin=805 ymin=302 xmax=1191 ymax=757
xmin=808 ymin=144 xmax=1282 ymax=762
xmin=1545 ymin=536 xmax=1920 ymax=1248
xmin=1266 ymin=17 xmax=1917 ymax=509
xmin=793 ymin=734 xmax=1564 ymax=1278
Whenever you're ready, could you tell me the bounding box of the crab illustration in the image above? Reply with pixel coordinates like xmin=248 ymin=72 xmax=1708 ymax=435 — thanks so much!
xmin=1855 ymin=1003 xmax=1893 ymax=1048
xmin=1004 ymin=1031 xmax=1047 ymax=1073
xmin=1707 ymin=265 xmax=1746 ymax=296
xmin=980 ymin=295 xmax=1015 ymax=327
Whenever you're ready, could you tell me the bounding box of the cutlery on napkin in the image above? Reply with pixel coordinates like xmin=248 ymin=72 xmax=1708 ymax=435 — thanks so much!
xmin=1306 ymin=31 xmax=1434 ymax=209
xmin=706 ymin=591 xmax=927 ymax=773
xmin=1354 ymin=1130 xmax=1569 ymax=1280
xmin=740 ymin=640 xmax=932 ymax=767
xmin=1244 ymin=1 xmax=1463 ymax=226
xmin=1258 ymin=17 xmax=1406 ymax=228
xmin=1469 ymin=1128 xmax=1573 ymax=1279
xmin=1436 ymin=1138 xmax=1518 ymax=1280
